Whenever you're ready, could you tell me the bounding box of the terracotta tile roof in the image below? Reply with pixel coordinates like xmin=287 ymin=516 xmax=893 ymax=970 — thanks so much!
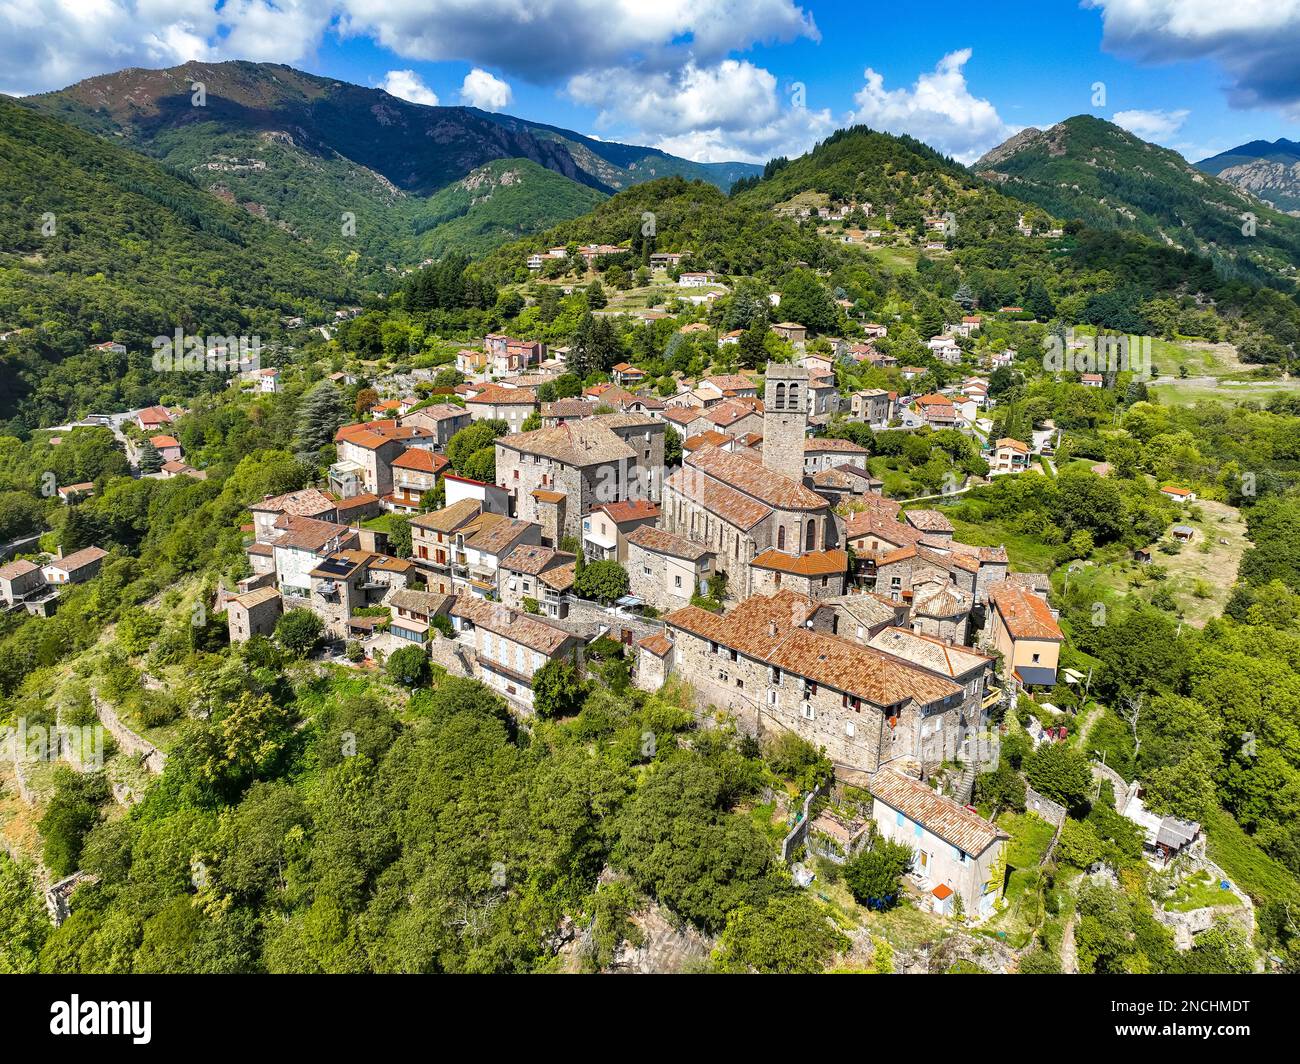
xmin=626 ymin=524 xmax=713 ymax=561
xmin=497 ymin=421 xmax=635 ymax=466
xmin=531 ymin=489 xmax=566 ymax=504
xmin=466 ymin=383 xmax=538 ymax=407
xmin=501 ymin=544 xmax=575 ymax=577
xmin=663 ymin=406 xmax=707 ymax=427
xmin=638 ymin=630 xmax=673 ymax=657
xmin=914 ymin=393 xmax=954 ymax=407
xmin=538 ymin=561 xmax=577 ymax=592
xmin=542 ymin=398 xmax=599 ymax=417
xmin=251 ymin=488 xmax=338 ymax=517
xmin=686 ymin=446 xmax=829 ymax=512
xmin=450 ymin=595 xmax=574 ymax=655
xmin=663 ymin=590 xmax=826 ymax=661
xmin=995 ymin=437 xmax=1029 ymax=453
xmin=334 ymin=494 xmax=382 ymax=520
xmin=904 ymin=509 xmax=954 ymax=534
xmin=869 ymin=770 xmax=1005 ymax=855
xmin=464 ymin=513 xmax=535 ymax=556
xmin=594 ymin=499 xmax=661 ymax=524
xmin=271 ymin=514 xmax=357 ymax=552
xmin=767 ymin=629 xmax=961 ymax=708
xmin=990 ymin=585 xmax=1063 ymax=641
xmin=804 ymin=437 xmax=867 ymax=453
xmin=684 ymin=430 xmax=735 ymax=452
xmin=393 ymin=448 xmax=449 ymax=473
xmin=701 ymin=373 xmax=757 ymax=392
xmin=844 ymin=512 xmax=923 ymax=548
xmin=0 ymin=559 xmax=40 ymax=580
xmin=706 ymin=397 xmax=764 ymax=428
xmin=751 ymin=549 xmax=848 ymax=576
xmin=389 ymin=589 xmax=451 ymax=616
xmin=46 ymin=546 xmax=107 ymax=573
xmin=136 ymin=405 xmax=172 ymax=425
xmin=867 ymin=627 xmax=991 ymax=679
xmin=410 ymin=498 xmax=481 ymax=533
xmin=912 ymin=581 xmax=972 ymax=619
xmin=149 ymin=435 xmax=180 ymax=448
xmin=664 ymin=466 xmax=771 ymax=531
xmin=400 ymin=403 xmax=467 ymax=424
xmin=229 ymin=586 xmax=280 ymax=610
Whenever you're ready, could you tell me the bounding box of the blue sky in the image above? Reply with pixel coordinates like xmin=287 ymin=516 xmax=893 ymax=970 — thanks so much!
xmin=4 ymin=1 xmax=1300 ymax=165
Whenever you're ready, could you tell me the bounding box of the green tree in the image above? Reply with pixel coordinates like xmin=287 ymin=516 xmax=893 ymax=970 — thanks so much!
xmin=1024 ymin=743 xmax=1092 ymax=812
xmin=532 ymin=659 xmax=584 ymax=719
xmin=574 ymin=559 xmax=630 ymax=603
xmin=843 ymin=837 xmax=913 ymax=909
xmin=275 ymin=608 xmax=324 ymax=658
xmin=713 ymin=894 xmax=848 ymax=973
xmin=387 ymin=645 xmax=431 ymax=688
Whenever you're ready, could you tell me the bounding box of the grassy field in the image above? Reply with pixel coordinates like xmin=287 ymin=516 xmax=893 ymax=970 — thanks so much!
xmin=982 ymin=811 xmax=1057 ymax=948
xmin=1052 ymin=499 xmax=1246 ymax=627
xmin=861 ymin=245 xmax=919 ymax=272
xmin=943 ymin=513 xmax=1060 ymax=573
xmin=1204 ymin=806 xmax=1300 ymax=909
xmin=1162 ymin=869 xmax=1241 ymax=913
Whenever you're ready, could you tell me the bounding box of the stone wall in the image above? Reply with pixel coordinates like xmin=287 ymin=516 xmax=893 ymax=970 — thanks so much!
xmin=1024 ymin=784 xmax=1067 ymax=828
xmin=93 ymin=690 xmax=167 ymax=774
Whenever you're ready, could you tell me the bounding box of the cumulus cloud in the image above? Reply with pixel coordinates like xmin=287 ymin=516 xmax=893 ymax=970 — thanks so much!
xmin=0 ymin=0 xmax=335 ymax=95
xmin=568 ymin=58 xmax=834 ymax=162
xmin=1112 ymin=107 xmax=1190 ymax=140
xmin=459 ymin=68 xmax=512 ymax=111
xmin=847 ymin=49 xmax=1015 ymax=164
xmin=343 ymin=0 xmax=819 ymax=83
xmin=1087 ymin=0 xmax=1300 ymax=115
xmin=380 ymin=69 xmax=439 ymax=106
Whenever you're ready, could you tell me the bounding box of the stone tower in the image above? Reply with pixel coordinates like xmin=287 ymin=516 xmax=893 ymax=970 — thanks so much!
xmin=762 ymin=362 xmax=810 ymax=483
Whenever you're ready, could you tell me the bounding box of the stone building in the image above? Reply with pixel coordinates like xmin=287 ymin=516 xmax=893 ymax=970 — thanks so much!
xmin=624 ymin=525 xmax=715 ymax=611
xmin=494 ymin=418 xmax=657 ymax=544
xmin=398 ymin=404 xmax=470 ymax=446
xmin=225 ymin=586 xmax=282 ymax=643
xmin=867 ymin=627 xmax=996 ymax=761
xmin=449 ymin=595 xmax=582 ymax=710
xmin=497 ymin=544 xmax=577 ymax=620
xmin=465 ymin=383 xmax=538 ymax=432
xmin=867 ymin=770 xmax=1008 ymax=919
xmin=761 ymin=363 xmax=810 ymax=482
xmin=646 ymin=591 xmax=965 ymax=774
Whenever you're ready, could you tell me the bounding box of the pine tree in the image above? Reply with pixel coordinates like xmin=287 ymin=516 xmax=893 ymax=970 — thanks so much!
xmin=137 ymin=441 xmax=163 ymax=474
xmin=296 ymin=379 xmax=344 ymax=457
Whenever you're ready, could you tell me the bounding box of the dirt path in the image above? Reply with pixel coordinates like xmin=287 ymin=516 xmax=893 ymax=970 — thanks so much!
xmin=1060 ymin=912 xmax=1079 ymax=974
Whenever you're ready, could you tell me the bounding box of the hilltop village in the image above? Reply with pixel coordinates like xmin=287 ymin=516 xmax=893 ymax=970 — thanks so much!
xmin=3 ymin=116 xmax=1299 ymax=975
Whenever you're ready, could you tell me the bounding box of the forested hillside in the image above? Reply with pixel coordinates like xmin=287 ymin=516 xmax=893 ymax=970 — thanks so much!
xmin=0 ymin=95 xmax=355 ymax=433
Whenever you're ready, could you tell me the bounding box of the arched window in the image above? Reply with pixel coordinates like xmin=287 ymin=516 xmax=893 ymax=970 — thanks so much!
xmin=787 ymin=383 xmax=800 ymax=409
xmin=777 ymin=526 xmax=786 ymax=550
xmin=805 ymin=520 xmax=816 ymax=551
xmin=774 ymin=382 xmax=786 ymax=410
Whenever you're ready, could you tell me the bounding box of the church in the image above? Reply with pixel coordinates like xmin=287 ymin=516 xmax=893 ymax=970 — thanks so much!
xmin=661 ymin=363 xmax=847 ymax=602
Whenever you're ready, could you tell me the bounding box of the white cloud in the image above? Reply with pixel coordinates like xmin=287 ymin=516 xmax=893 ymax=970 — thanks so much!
xmin=1087 ymin=0 xmax=1300 ymax=115
xmin=343 ymin=0 xmax=819 ymax=82
xmin=847 ymin=49 xmax=1015 ymax=164
xmin=459 ymin=68 xmax=511 ymax=111
xmin=380 ymin=69 xmax=439 ymax=106
xmin=567 ymin=58 xmax=833 ymax=162
xmin=1112 ymin=107 xmax=1190 ymax=140
xmin=0 ymin=0 xmax=829 ymax=164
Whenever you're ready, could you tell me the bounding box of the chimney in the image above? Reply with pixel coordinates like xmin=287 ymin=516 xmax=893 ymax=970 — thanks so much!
xmin=767 ymin=620 xmax=778 ymax=638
